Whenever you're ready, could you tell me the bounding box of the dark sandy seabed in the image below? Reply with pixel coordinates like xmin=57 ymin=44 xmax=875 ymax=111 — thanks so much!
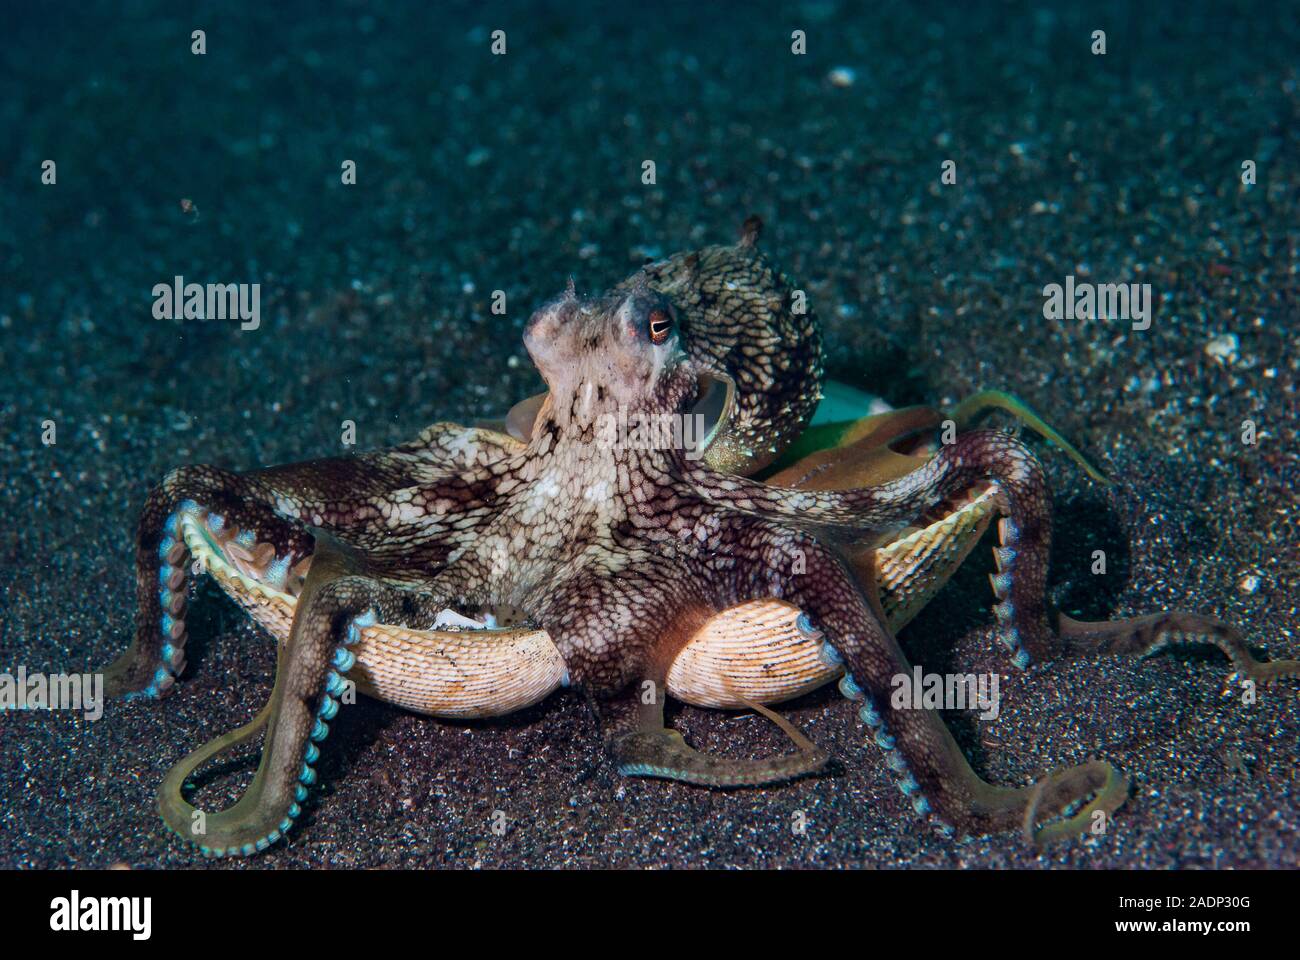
xmin=1 ymin=0 xmax=1297 ymax=869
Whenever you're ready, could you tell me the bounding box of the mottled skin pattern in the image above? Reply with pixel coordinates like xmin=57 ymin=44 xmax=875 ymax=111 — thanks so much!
xmin=614 ymin=215 xmax=823 ymax=475
xmin=100 ymin=221 xmax=1298 ymax=857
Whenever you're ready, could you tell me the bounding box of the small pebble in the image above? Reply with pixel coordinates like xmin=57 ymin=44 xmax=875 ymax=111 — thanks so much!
xmin=827 ymin=66 xmax=856 ymax=87
xmin=1204 ymin=333 xmax=1239 ymax=364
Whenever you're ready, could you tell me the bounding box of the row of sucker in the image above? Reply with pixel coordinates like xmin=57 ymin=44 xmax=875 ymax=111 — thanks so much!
xmin=131 ymin=501 xmax=198 ymax=699
xmin=802 ymin=613 xmax=957 ymax=839
xmin=989 ymin=511 xmax=1032 ymax=671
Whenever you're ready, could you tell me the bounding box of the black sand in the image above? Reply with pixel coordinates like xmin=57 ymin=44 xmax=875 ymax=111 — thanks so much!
xmin=1 ymin=0 xmax=1297 ymax=868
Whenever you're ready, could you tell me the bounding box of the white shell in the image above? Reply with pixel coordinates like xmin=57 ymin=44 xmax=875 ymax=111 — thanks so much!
xmin=179 ymin=482 xmax=1000 ymax=716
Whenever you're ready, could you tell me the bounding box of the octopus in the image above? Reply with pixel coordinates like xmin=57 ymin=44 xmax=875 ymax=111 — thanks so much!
xmin=99 ymin=217 xmax=1298 ymax=858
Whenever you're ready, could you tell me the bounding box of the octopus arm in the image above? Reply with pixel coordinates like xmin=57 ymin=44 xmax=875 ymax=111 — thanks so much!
xmin=725 ymin=521 xmax=1128 ymax=845
xmin=156 ymin=534 xmax=451 ymax=858
xmin=102 ymin=421 xmax=512 ymax=699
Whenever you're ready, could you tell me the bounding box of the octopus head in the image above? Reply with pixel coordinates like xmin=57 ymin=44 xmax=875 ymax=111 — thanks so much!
xmin=523 ymin=284 xmax=698 ymax=424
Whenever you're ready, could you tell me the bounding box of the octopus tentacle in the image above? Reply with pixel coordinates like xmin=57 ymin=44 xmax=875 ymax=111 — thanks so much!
xmin=768 ymin=387 xmax=1105 ymax=487
xmin=606 ymin=687 xmax=829 ymax=788
xmin=595 ymin=681 xmax=826 ymax=785
xmin=692 ymin=429 xmax=1039 ymax=532
xmin=157 ymin=689 xmax=277 ymax=855
xmin=255 ymin=422 xmax=523 ymax=494
xmin=697 ymin=429 xmax=1058 ymax=667
xmin=613 ymin=729 xmax=829 ymax=787
xmin=747 ymin=422 xmax=1298 ymax=685
xmin=946 ymin=390 xmax=1108 ymax=484
xmin=157 ymin=534 xmax=446 ymax=857
xmin=743 ymin=528 xmax=1127 ymax=844
xmin=1057 ymin=612 xmax=1300 ymax=684
xmin=104 ymin=464 xmax=313 ymax=698
xmin=104 ymin=424 xmax=509 ymax=699
xmin=765 ymin=405 xmax=942 ymax=489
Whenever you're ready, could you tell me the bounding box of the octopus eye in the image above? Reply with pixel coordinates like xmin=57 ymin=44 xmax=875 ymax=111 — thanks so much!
xmin=648 ymin=308 xmax=673 ymax=344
